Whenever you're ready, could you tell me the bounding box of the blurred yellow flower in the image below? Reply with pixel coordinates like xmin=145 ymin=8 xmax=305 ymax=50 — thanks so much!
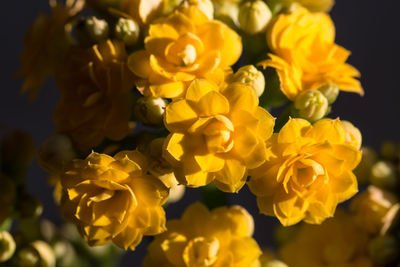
xmin=128 ymin=7 xmax=242 ymax=98
xmin=350 ymin=186 xmax=398 ymax=234
xmin=16 ymin=0 xmax=84 ymax=100
xmin=280 ymin=210 xmax=373 ymax=267
xmin=259 ymin=7 xmax=363 ymax=101
xmin=54 ymin=40 xmax=135 ymax=152
xmin=143 ymin=202 xmax=261 ymax=267
xmin=60 ymin=151 xmax=168 ymax=250
xmin=276 ymin=0 xmax=335 ymax=12
xmin=248 ymin=118 xmax=362 ymax=226
xmin=163 ymin=79 xmax=275 ymax=192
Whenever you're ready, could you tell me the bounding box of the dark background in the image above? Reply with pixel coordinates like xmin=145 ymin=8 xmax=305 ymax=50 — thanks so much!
xmin=0 ymin=0 xmax=399 ymax=265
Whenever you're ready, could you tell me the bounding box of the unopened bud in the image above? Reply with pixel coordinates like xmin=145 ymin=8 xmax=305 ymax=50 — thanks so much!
xmin=134 ymin=97 xmax=168 ymax=125
xmin=318 ymin=83 xmax=339 ymax=104
xmin=38 ymin=134 xmax=76 ymax=174
xmin=368 ymin=235 xmax=399 ymax=266
xmin=294 ymin=90 xmax=328 ymax=122
xmin=53 ymin=240 xmax=76 ymax=266
xmin=380 ymin=141 xmax=399 ymax=160
xmin=167 ymin=184 xmax=186 ymax=204
xmin=262 ymin=260 xmax=288 ymax=267
xmin=30 ymin=240 xmax=55 ymax=267
xmin=76 ymin=16 xmax=109 ymax=45
xmin=115 ymin=18 xmax=140 ymax=46
xmin=354 ymin=147 xmax=378 ymax=184
xmin=341 ymin=120 xmax=362 ymax=150
xmin=238 ymin=0 xmax=272 ymax=35
xmin=370 ymin=161 xmax=397 ymax=189
xmin=232 ymin=65 xmax=265 ymax=97
xmin=0 ymin=231 xmax=16 ymax=262
xmin=15 ymin=247 xmax=39 ymax=267
xmin=17 ymin=193 xmax=43 ymax=219
xmin=188 ymin=0 xmax=214 ymax=19
xmin=213 ymin=0 xmax=241 ymax=28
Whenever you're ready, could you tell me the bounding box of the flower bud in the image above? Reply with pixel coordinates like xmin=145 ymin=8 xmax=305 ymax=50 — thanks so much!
xmin=0 ymin=231 xmax=16 ymax=262
xmin=238 ymin=0 xmax=272 ymax=35
xmin=370 ymin=161 xmax=397 ymax=189
xmin=17 ymin=193 xmax=43 ymax=219
xmin=381 ymin=203 xmax=400 ymax=235
xmin=213 ymin=0 xmax=241 ymax=28
xmin=134 ymin=97 xmax=168 ymax=125
xmin=318 ymin=83 xmax=339 ymax=104
xmin=262 ymin=260 xmax=289 ymax=267
xmin=76 ymin=16 xmax=109 ymax=45
xmin=350 ymin=186 xmax=398 ymax=234
xmin=53 ymin=240 xmax=76 ymax=267
xmin=115 ymin=18 xmax=140 ymax=46
xmin=232 ymin=65 xmax=265 ymax=97
xmin=294 ymin=90 xmax=328 ymax=122
xmin=37 ymin=134 xmax=76 ymax=174
xmin=354 ymin=146 xmax=378 ymax=184
xmin=184 ymin=0 xmax=214 ymax=20
xmin=166 ymin=184 xmax=185 ymax=204
xmin=341 ymin=120 xmax=362 ymax=150
xmin=380 ymin=141 xmax=399 ymax=160
xmin=368 ymin=235 xmax=399 ymax=266
xmin=31 ymin=240 xmax=55 ymax=267
xmin=14 ymin=247 xmax=39 ymax=267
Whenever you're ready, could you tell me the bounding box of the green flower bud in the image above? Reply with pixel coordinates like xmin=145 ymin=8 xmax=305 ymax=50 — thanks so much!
xmin=238 ymin=0 xmax=272 ymax=35
xmin=232 ymin=65 xmax=265 ymax=97
xmin=370 ymin=161 xmax=397 ymax=189
xmin=76 ymin=16 xmax=109 ymax=45
xmin=37 ymin=135 xmax=76 ymax=174
xmin=134 ymin=97 xmax=168 ymax=125
xmin=368 ymin=235 xmax=399 ymax=265
xmin=213 ymin=0 xmax=241 ymax=28
xmin=17 ymin=193 xmax=43 ymax=219
xmin=380 ymin=141 xmax=399 ymax=160
xmin=318 ymin=83 xmax=339 ymax=104
xmin=262 ymin=260 xmax=288 ymax=267
xmin=294 ymin=90 xmax=328 ymax=122
xmin=115 ymin=18 xmax=140 ymax=46
xmin=31 ymin=240 xmax=56 ymax=267
xmin=354 ymin=147 xmax=378 ymax=185
xmin=0 ymin=231 xmax=16 ymax=262
xmin=184 ymin=0 xmax=214 ymax=20
xmin=39 ymin=220 xmax=56 ymax=243
xmin=53 ymin=240 xmax=76 ymax=267
xmin=15 ymin=247 xmax=39 ymax=267
xmin=166 ymin=185 xmax=186 ymax=204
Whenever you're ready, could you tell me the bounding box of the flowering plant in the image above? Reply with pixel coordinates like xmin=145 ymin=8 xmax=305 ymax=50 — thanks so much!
xmin=1 ymin=0 xmax=399 ymax=266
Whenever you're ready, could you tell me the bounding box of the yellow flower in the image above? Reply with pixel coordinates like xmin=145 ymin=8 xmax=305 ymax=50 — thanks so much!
xmin=60 ymin=151 xmax=168 ymax=250
xmin=16 ymin=0 xmax=84 ymax=100
xmin=279 ymin=210 xmax=373 ymax=267
xmin=163 ymin=79 xmax=275 ymax=192
xmin=350 ymin=186 xmax=398 ymax=234
xmin=143 ymin=202 xmax=261 ymax=267
xmin=248 ymin=118 xmax=362 ymax=226
xmin=53 ymin=40 xmax=135 ymax=152
xmin=127 ymin=7 xmax=242 ymax=98
xmin=259 ymin=7 xmax=363 ymax=101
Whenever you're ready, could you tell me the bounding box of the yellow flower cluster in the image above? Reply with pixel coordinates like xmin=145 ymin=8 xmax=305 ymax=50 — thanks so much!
xmin=128 ymin=7 xmax=242 ymax=98
xmin=143 ymin=202 xmax=261 ymax=266
xmin=164 ymin=79 xmax=275 ymax=192
xmin=259 ymin=6 xmax=363 ymax=101
xmin=60 ymin=151 xmax=168 ymax=250
xmin=280 ymin=210 xmax=373 ymax=267
xmin=248 ymin=118 xmax=362 ymax=226
xmin=54 ymin=40 xmax=135 ymax=151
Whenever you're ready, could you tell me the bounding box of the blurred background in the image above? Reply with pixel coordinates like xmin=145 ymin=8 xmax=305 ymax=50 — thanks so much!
xmin=0 ymin=0 xmax=399 ymax=265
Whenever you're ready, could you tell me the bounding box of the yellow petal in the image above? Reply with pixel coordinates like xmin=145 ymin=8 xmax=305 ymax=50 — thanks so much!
xmin=194 ymin=153 xmax=225 ymax=172
xmin=127 ymin=50 xmax=151 ymax=78
xmin=164 ymin=99 xmax=198 ymax=132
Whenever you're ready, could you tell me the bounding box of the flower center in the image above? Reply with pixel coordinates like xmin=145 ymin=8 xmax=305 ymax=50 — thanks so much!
xmin=183 ymin=237 xmax=220 ymax=267
xmin=178 ymin=44 xmax=197 ymax=66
